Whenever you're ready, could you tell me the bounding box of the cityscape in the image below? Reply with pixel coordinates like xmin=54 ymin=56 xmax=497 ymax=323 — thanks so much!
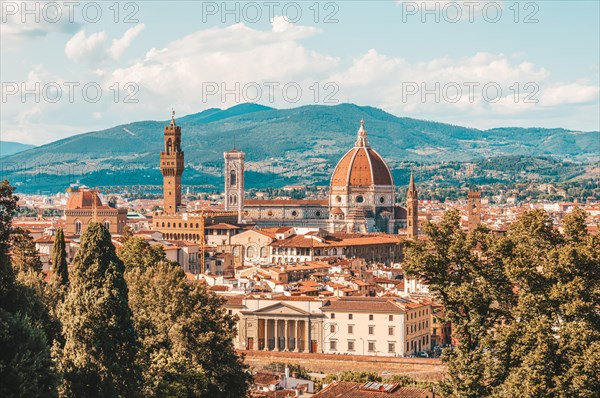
xmin=1 ymin=1 xmax=599 ymax=398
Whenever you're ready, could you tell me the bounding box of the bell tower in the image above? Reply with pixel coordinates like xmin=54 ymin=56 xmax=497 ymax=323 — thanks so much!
xmin=406 ymin=173 xmax=418 ymax=238
xmin=160 ymin=110 xmax=184 ymax=214
xmin=467 ymin=190 xmax=481 ymax=231
xmin=224 ymin=149 xmax=245 ymax=223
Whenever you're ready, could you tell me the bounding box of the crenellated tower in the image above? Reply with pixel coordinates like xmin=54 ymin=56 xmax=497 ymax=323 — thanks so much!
xmin=160 ymin=110 xmax=184 ymax=214
xmin=406 ymin=173 xmax=418 ymax=238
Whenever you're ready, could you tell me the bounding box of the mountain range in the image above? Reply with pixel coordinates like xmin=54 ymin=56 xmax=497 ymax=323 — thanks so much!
xmin=0 ymin=141 xmax=36 ymax=158
xmin=1 ymin=103 xmax=598 ymax=193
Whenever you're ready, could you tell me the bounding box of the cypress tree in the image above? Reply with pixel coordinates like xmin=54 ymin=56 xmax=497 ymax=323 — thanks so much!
xmin=59 ymin=222 xmax=139 ymax=397
xmin=51 ymin=228 xmax=68 ymax=286
xmin=0 ymin=180 xmax=58 ymax=397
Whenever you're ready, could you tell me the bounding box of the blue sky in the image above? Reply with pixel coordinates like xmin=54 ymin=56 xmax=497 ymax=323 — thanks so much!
xmin=1 ymin=0 xmax=599 ymax=145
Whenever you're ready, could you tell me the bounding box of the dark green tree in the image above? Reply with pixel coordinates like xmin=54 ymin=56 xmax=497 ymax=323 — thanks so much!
xmin=10 ymin=228 xmax=43 ymax=274
xmin=404 ymin=208 xmax=600 ymax=398
xmin=126 ymin=260 xmax=251 ymax=397
xmin=51 ymin=228 xmax=68 ymax=287
xmin=0 ymin=180 xmax=58 ymax=397
xmin=118 ymin=236 xmax=167 ymax=270
xmin=58 ymin=222 xmax=139 ymax=398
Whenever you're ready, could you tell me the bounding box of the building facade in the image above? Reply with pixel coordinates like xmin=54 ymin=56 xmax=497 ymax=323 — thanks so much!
xmin=63 ymin=186 xmax=127 ymax=235
xmin=225 ymin=295 xmax=433 ymax=357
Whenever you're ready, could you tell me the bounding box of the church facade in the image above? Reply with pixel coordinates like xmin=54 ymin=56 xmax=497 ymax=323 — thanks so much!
xmin=228 ymin=120 xmax=417 ymax=234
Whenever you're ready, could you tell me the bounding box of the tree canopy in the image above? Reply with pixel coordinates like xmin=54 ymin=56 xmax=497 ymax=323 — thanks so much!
xmin=404 ymin=207 xmax=600 ymax=398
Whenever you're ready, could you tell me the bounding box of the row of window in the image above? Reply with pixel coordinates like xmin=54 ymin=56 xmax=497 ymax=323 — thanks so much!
xmin=330 ymin=313 xmax=395 ymax=322
xmin=407 ymin=320 xmax=429 ymax=335
xmin=330 ymin=324 xmax=397 ymax=336
xmin=74 ymin=220 xmax=110 ymax=234
xmin=410 ymin=308 xmax=429 ymax=319
xmin=329 ymin=340 xmax=396 ymax=354
xmin=157 ymin=221 xmax=201 ymax=229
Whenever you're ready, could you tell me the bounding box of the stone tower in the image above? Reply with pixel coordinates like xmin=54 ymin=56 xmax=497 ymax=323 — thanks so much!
xmin=467 ymin=190 xmax=481 ymax=231
xmin=406 ymin=173 xmax=419 ymax=238
xmin=160 ymin=111 xmax=184 ymax=214
xmin=224 ymin=149 xmax=245 ymax=223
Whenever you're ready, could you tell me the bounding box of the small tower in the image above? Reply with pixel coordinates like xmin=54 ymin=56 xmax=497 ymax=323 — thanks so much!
xmin=224 ymin=149 xmax=245 ymax=223
xmin=160 ymin=110 xmax=184 ymax=214
xmin=406 ymin=173 xmax=418 ymax=238
xmin=467 ymin=190 xmax=482 ymax=231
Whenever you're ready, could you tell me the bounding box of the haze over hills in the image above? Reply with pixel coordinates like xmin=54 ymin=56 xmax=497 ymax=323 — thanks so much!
xmin=1 ymin=103 xmax=598 ymax=193
xmin=0 ymin=141 xmax=36 ymax=158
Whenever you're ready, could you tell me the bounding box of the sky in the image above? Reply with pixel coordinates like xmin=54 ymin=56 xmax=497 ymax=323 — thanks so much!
xmin=1 ymin=0 xmax=599 ymax=145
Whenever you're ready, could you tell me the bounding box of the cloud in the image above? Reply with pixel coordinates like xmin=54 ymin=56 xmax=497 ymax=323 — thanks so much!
xmin=326 ymin=49 xmax=599 ymax=124
xmin=109 ymin=19 xmax=335 ymax=113
xmin=64 ymin=30 xmax=108 ymax=64
xmin=108 ymin=24 xmax=146 ymax=60
xmin=0 ymin=0 xmax=80 ymax=43
xmin=64 ymin=24 xmax=145 ymax=65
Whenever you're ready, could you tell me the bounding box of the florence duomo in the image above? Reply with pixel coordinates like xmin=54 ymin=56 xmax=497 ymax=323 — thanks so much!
xmin=157 ymin=113 xmax=418 ymax=237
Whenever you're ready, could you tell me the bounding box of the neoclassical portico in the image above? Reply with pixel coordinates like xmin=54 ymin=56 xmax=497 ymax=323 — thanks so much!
xmin=239 ymin=302 xmax=324 ymax=353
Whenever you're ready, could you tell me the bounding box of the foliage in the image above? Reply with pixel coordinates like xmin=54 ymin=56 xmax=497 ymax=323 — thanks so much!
xmin=51 ymin=228 xmax=68 ymax=287
xmin=58 ymin=222 xmax=140 ymax=398
xmin=0 ymin=180 xmax=58 ymax=397
xmin=118 ymin=236 xmax=167 ymax=270
xmin=323 ymin=371 xmax=381 ymax=384
xmin=126 ymin=260 xmax=251 ymax=397
xmin=404 ymin=208 xmax=600 ymax=398
xmin=10 ymin=228 xmax=43 ymax=274
xmin=265 ymin=362 xmax=311 ymax=380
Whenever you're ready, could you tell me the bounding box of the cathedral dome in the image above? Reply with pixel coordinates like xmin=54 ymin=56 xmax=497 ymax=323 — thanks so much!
xmin=66 ymin=187 xmax=104 ymax=210
xmin=330 ymin=120 xmax=393 ymax=187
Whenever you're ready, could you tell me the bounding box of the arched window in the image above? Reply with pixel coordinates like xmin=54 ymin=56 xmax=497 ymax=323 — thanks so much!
xmin=103 ymin=220 xmax=110 ymax=230
xmin=230 ymin=170 xmax=237 ymax=187
xmin=247 ymin=246 xmax=255 ymax=258
xmin=260 ymin=247 xmax=267 ymax=257
xmin=75 ymin=220 xmax=82 ymax=235
xmin=166 ymin=138 xmax=173 ymax=154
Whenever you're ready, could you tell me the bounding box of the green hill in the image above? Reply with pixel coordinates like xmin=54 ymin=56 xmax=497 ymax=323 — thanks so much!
xmin=0 ymin=141 xmax=36 ymax=158
xmin=1 ymin=103 xmax=598 ymax=193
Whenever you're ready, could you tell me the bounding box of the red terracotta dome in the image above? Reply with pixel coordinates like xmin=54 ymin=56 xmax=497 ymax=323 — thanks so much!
xmin=331 ymin=120 xmax=394 ymax=187
xmin=65 ymin=188 xmax=105 ymax=210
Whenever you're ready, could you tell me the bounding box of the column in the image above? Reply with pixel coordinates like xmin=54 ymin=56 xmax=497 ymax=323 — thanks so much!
xmin=305 ymin=319 xmax=310 ymax=353
xmin=291 ymin=320 xmax=297 ymax=352
xmin=283 ymin=319 xmax=288 ymax=351
xmin=267 ymin=319 xmax=274 ymax=351
xmin=274 ymin=319 xmax=279 ymax=350
xmin=263 ymin=318 xmax=267 ymax=350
